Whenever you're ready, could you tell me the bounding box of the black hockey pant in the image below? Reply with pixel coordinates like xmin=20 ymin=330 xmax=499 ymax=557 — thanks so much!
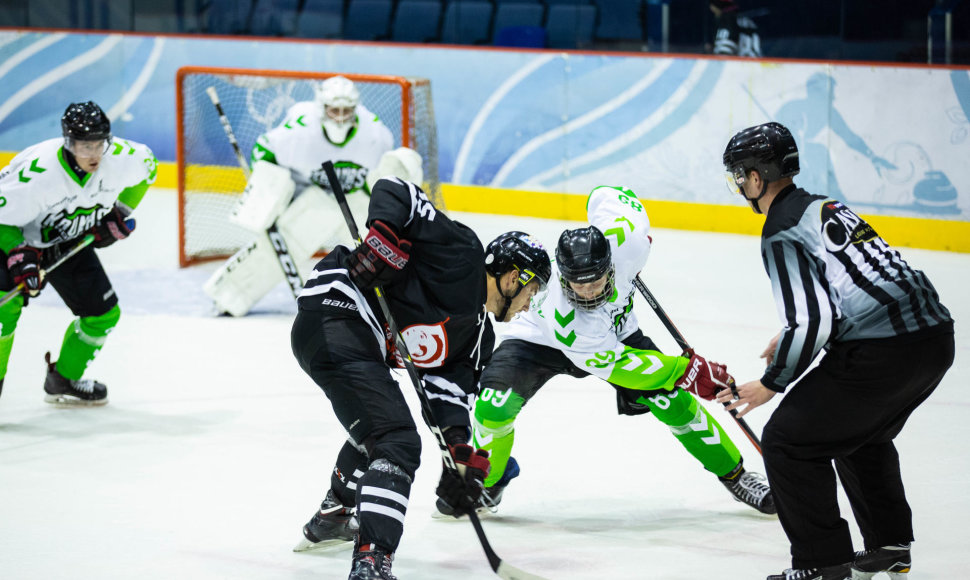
xmin=762 ymin=327 xmax=954 ymax=569
xmin=291 ymin=308 xmax=420 ymax=552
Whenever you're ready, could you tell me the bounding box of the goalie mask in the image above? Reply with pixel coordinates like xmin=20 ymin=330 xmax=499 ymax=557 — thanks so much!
xmin=62 ymin=101 xmax=112 ymax=157
xmin=556 ymin=226 xmax=615 ymax=311
xmin=485 ymin=231 xmax=552 ymax=322
xmin=723 ymin=122 xmax=799 ymax=214
xmin=316 ymin=76 xmax=360 ymax=145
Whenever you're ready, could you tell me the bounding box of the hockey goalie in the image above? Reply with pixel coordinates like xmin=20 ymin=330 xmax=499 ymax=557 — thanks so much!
xmin=202 ymin=75 xmax=424 ymax=316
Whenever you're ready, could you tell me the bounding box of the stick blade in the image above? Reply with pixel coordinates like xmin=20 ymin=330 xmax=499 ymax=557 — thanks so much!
xmin=496 ymin=561 xmax=550 ymax=580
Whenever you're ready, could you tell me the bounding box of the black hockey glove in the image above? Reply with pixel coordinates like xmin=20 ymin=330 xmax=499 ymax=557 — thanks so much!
xmin=6 ymin=245 xmax=45 ymax=300
xmin=91 ymin=205 xmax=135 ymax=248
xmin=435 ymin=444 xmax=491 ymax=517
xmin=345 ymin=220 xmax=411 ymax=290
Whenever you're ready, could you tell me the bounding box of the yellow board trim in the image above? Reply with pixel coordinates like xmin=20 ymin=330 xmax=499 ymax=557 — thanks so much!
xmin=440 ymin=183 xmax=970 ymax=254
xmin=2 ymin=153 xmax=966 ymax=253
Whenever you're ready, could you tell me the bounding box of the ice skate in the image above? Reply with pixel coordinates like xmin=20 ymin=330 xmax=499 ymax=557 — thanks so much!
xmin=719 ymin=462 xmax=775 ymax=514
xmin=434 ymin=457 xmax=519 ymax=519
xmin=43 ymin=352 xmax=108 ymax=407
xmin=348 ymin=537 xmax=396 ymax=580
xmin=851 ymin=543 xmax=911 ymax=579
xmin=292 ymin=489 xmax=358 ymax=552
xmin=767 ymin=564 xmax=851 ymax=580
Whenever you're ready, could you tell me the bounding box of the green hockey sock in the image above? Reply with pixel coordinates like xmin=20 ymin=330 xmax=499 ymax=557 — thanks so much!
xmin=638 ymin=388 xmax=741 ymax=477
xmin=0 ymin=295 xmax=24 ymax=380
xmin=473 ymin=386 xmax=526 ymax=487
xmin=56 ymin=305 xmax=121 ymax=380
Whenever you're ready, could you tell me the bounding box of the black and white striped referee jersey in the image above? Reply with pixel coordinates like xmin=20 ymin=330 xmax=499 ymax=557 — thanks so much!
xmin=759 ymin=185 xmax=953 ymax=391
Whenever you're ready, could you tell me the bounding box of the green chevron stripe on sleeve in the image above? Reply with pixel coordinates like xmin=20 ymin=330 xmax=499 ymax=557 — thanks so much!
xmin=18 ymin=158 xmax=47 ymax=183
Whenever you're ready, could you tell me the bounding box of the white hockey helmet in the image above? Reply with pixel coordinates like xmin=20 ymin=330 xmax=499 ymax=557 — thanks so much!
xmin=316 ymin=76 xmax=360 ymax=144
xmin=366 ymin=147 xmax=425 ymax=192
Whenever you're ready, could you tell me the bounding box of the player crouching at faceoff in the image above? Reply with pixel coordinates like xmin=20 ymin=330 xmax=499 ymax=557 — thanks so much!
xmin=460 ymin=186 xmax=775 ymax=519
xmin=290 ymin=176 xmax=552 ymax=579
xmin=0 ymin=102 xmax=156 ymax=405
xmin=204 ymin=75 xmax=421 ymax=316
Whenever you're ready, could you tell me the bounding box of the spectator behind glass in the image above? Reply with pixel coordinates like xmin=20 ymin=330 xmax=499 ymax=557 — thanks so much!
xmin=709 ymin=0 xmax=762 ymax=57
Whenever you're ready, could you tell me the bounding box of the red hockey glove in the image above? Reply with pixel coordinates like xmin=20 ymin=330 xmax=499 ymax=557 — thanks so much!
xmin=435 ymin=444 xmax=491 ymax=517
xmin=91 ymin=205 xmax=135 ymax=248
xmin=675 ymin=350 xmax=734 ymax=401
xmin=6 ymin=245 xmax=44 ymax=298
xmin=346 ymin=220 xmax=411 ymax=290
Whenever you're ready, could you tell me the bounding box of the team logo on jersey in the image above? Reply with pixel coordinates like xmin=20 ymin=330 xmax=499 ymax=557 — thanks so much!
xmin=40 ymin=205 xmax=109 ymax=243
xmin=399 ymin=321 xmax=449 ymax=368
xmin=820 ymin=201 xmax=878 ymax=253
xmin=310 ymin=161 xmax=368 ymax=194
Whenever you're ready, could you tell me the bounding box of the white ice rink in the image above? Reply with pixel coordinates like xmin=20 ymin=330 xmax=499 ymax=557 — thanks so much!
xmin=1 ymin=189 xmax=967 ymax=579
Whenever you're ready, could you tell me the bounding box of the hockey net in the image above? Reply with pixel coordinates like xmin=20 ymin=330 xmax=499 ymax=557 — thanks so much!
xmin=176 ymin=66 xmax=441 ymax=267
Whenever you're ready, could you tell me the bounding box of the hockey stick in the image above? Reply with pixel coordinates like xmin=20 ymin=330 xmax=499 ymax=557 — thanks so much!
xmin=633 ymin=275 xmax=763 ymax=455
xmin=0 ymin=234 xmax=97 ymax=308
xmin=323 ymin=163 xmax=547 ymax=580
xmin=205 ymin=86 xmax=303 ymax=299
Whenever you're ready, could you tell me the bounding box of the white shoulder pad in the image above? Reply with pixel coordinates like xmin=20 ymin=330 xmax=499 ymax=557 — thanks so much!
xmin=365 ymin=147 xmax=424 ymax=193
xmin=229 ymin=160 xmax=296 ymax=232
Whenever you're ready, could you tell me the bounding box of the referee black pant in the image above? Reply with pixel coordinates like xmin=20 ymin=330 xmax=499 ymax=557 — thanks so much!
xmin=762 ymin=325 xmax=954 ymax=569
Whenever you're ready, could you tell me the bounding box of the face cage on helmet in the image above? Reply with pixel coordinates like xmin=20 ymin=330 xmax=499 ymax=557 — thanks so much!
xmin=560 ymin=266 xmax=615 ymax=311
xmin=65 ymin=136 xmax=112 ymax=158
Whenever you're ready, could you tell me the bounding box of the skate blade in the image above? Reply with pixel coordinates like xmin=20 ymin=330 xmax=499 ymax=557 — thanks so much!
xmin=431 ymin=507 xmax=497 ymax=520
xmin=292 ymin=537 xmax=352 ymax=553
xmin=44 ymin=394 xmax=108 ymax=407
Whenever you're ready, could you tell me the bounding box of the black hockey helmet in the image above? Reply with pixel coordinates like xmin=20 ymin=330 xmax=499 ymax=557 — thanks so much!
xmin=62 ymin=101 xmax=111 ymax=154
xmin=485 ymin=231 xmax=551 ymax=291
xmin=556 ymin=226 xmax=615 ymax=311
xmin=723 ymin=121 xmax=799 ymax=185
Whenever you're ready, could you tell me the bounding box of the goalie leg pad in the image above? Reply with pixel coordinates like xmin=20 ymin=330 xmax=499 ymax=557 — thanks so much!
xmin=202 ymin=234 xmax=285 ymax=317
xmin=365 ymin=146 xmax=424 ymax=193
xmin=275 ymin=185 xmax=368 ymax=264
xmin=229 ymin=160 xmax=296 ymax=232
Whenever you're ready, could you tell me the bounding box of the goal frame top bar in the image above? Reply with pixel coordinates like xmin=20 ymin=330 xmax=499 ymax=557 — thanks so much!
xmin=175 ymin=66 xmax=430 ymax=89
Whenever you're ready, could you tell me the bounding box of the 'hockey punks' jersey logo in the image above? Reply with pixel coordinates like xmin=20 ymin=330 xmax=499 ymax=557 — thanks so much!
xmin=820 ymin=201 xmax=878 ymax=253
xmin=40 ymin=205 xmax=108 ymax=243
xmin=399 ymin=321 xmax=448 ymax=368
xmin=310 ymin=161 xmax=368 ymax=194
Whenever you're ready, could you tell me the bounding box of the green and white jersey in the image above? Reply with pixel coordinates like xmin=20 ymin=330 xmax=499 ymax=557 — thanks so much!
xmin=0 ymin=138 xmax=156 ymax=250
xmin=503 ymin=185 xmax=689 ymax=391
xmin=250 ymin=101 xmax=394 ymax=194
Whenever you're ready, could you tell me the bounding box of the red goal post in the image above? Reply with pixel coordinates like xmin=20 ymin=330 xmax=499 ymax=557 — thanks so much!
xmin=175 ymin=66 xmax=441 ymax=267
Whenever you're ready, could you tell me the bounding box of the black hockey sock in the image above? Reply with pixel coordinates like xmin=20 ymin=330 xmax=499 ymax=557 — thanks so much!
xmin=355 ymin=458 xmax=412 ymax=553
xmin=331 ymin=440 xmax=369 ymax=507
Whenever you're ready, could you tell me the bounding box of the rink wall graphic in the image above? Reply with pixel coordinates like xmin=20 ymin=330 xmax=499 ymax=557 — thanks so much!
xmin=1 ymin=29 xmax=968 ymax=252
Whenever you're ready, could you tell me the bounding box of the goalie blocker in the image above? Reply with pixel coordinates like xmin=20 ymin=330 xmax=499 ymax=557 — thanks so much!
xmin=203 ymin=148 xmax=424 ymax=316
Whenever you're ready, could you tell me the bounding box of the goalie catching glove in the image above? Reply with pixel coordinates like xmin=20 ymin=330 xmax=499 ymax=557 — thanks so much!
xmin=91 ymin=204 xmax=135 ymax=248
xmin=7 ymin=245 xmax=44 ymax=299
xmin=435 ymin=444 xmax=491 ymax=517
xmin=675 ymin=350 xmax=734 ymax=401
xmin=346 ymin=220 xmax=411 ymax=290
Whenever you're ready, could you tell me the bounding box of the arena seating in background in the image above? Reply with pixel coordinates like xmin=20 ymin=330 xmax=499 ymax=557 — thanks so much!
xmin=2 ymin=0 xmax=645 ymax=51
xmin=441 ymin=0 xmax=493 ymax=45
xmin=391 ymin=0 xmax=443 ymax=42
xmin=344 ymin=0 xmax=393 ymax=40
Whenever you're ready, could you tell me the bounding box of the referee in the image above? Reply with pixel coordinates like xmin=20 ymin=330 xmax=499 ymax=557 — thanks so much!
xmin=717 ymin=122 xmax=954 ymax=580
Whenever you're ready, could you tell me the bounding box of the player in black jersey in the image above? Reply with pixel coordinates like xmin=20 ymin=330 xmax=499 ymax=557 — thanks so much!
xmin=290 ymin=177 xmax=551 ymax=579
xmin=719 ymin=122 xmax=954 ymax=580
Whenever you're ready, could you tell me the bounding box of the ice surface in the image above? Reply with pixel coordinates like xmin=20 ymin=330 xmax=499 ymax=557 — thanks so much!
xmin=1 ymin=190 xmax=967 ymax=579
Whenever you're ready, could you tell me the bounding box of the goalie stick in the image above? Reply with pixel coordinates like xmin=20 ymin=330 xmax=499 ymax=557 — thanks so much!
xmin=0 ymin=233 xmax=98 ymax=308
xmin=205 ymin=86 xmax=303 ymax=299
xmin=633 ymin=275 xmax=763 ymax=455
xmin=323 ymin=162 xmax=548 ymax=580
